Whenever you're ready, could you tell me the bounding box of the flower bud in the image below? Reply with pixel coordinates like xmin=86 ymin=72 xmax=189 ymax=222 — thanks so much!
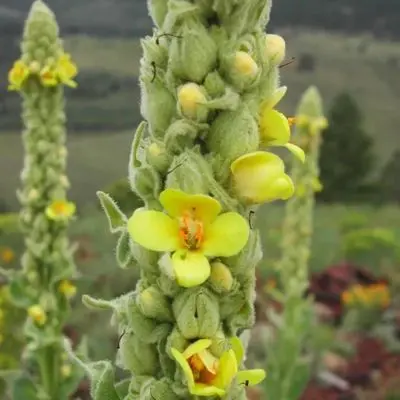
xmin=177 ymin=83 xmax=208 ymax=121
xmin=265 ymin=34 xmax=286 ymax=65
xmin=165 ymin=151 xmax=209 ymax=194
xmin=28 ymin=304 xmax=47 ymax=325
xmin=206 ymin=105 xmax=259 ymax=165
xmin=140 ymin=77 xmax=176 ymax=139
xmin=173 ymin=288 xmax=220 ymax=339
xmin=169 ymin=18 xmax=217 ymax=83
xmin=146 ymin=142 xmax=172 ymax=174
xmin=209 ymin=261 xmax=234 ymax=293
xmin=234 ymin=51 xmax=258 ymax=77
xmin=137 ymin=286 xmax=173 ymax=322
xmin=147 ymin=0 xmax=168 ymax=28
xmin=164 ymin=119 xmax=199 ymax=154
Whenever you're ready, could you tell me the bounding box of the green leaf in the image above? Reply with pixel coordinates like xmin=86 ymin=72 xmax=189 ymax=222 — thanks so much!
xmin=96 ymin=191 xmax=127 ymax=233
xmin=116 ymin=230 xmax=133 ymax=268
xmin=87 ymin=361 xmax=120 ymax=400
xmin=11 ymin=375 xmax=39 ymax=400
xmin=8 ymin=277 xmax=34 ymax=308
xmin=115 ymin=378 xmax=131 ymax=399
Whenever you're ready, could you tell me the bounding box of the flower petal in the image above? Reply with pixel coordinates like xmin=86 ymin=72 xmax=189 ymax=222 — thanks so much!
xmin=202 ymin=213 xmax=249 ymax=257
xmin=284 ymin=143 xmax=305 ymax=163
xmin=236 ymin=369 xmax=266 ymax=386
xmin=171 ymin=250 xmax=211 ymax=288
xmin=183 ymin=339 xmax=212 ymax=359
xmin=259 ymin=109 xmax=291 ymax=146
xmin=171 ymin=348 xmax=195 ymax=389
xmin=159 ymin=189 xmax=221 ymax=223
xmin=231 ymin=152 xmax=293 ymax=204
xmin=127 ymin=208 xmax=180 ymax=252
xmin=229 ymin=337 xmax=244 ymax=365
xmin=212 ymin=349 xmax=238 ymax=389
xmin=268 ymin=175 xmax=295 ymax=201
xmin=260 ymin=86 xmax=287 ymax=109
xmin=191 ymin=383 xmax=226 ymax=397
xmin=231 ymin=151 xmax=285 ymax=175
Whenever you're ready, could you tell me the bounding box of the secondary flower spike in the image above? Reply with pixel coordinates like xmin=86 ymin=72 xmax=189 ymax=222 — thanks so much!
xmin=171 ymin=338 xmax=266 ymax=397
xmin=127 ymin=188 xmax=250 ymax=287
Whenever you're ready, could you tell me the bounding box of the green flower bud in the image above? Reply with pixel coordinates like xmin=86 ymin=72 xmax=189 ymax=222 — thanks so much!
xmin=164 ymin=119 xmax=200 ymax=154
xmin=126 ymin=298 xmax=172 ymax=344
xmin=209 ymin=261 xmax=234 ymax=293
xmin=204 ymin=71 xmax=226 ymax=98
xmin=144 ymin=378 xmax=179 ymax=400
xmin=129 ymin=164 xmax=161 ymax=205
xmin=140 ymin=75 xmax=176 ymax=139
xmin=117 ymin=333 xmax=159 ymax=375
xmin=165 ymin=151 xmax=209 ymax=194
xmin=177 ymin=82 xmax=209 ymax=122
xmin=206 ymin=104 xmax=259 ymax=165
xmin=172 ymin=288 xmax=220 ymax=339
xmin=146 ymin=142 xmax=172 ymax=174
xmin=137 ymin=286 xmax=174 ymax=322
xmin=224 ymin=51 xmax=260 ymax=92
xmin=147 ymin=0 xmax=168 ymax=28
xmin=141 ymin=37 xmax=168 ymax=70
xmin=169 ymin=17 xmax=217 ymax=83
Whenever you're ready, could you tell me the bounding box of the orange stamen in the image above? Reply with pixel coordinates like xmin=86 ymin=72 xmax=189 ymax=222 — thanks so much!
xmin=179 ymin=210 xmax=204 ymax=249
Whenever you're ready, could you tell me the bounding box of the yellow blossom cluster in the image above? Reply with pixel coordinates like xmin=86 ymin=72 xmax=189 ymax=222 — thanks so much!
xmin=341 ymin=283 xmax=391 ymax=309
xmin=8 ymin=52 xmax=78 ymax=91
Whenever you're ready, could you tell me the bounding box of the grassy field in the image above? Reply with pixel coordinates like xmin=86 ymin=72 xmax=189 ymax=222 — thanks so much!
xmin=1 ymin=29 xmax=400 ymax=209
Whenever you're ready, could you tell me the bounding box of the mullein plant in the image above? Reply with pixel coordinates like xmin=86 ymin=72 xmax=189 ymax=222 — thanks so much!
xmin=263 ymin=87 xmax=328 ymax=400
xmin=2 ymin=1 xmax=84 ymax=399
xmin=69 ymin=1 xmax=304 ymax=399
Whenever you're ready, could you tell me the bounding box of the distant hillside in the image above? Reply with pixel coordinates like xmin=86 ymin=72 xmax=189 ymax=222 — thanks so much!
xmin=1 ymin=0 xmax=400 ymax=39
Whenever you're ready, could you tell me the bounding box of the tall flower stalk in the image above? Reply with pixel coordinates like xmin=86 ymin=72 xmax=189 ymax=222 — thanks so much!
xmin=4 ymin=1 xmax=82 ymax=399
xmin=264 ymin=86 xmax=327 ymax=400
xmin=72 ymin=1 xmax=303 ymax=399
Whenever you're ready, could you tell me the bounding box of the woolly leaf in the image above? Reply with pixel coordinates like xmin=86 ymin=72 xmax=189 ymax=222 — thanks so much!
xmin=96 ymin=191 xmax=127 ymax=233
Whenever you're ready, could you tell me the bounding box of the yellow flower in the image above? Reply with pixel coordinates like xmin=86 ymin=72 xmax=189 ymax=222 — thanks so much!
xmin=230 ymin=151 xmax=294 ymax=204
xmin=233 ymin=51 xmax=259 ymax=78
xmin=127 ymin=189 xmax=249 ymax=288
xmin=0 ymin=247 xmax=15 ymax=264
xmin=56 ymin=53 xmax=78 ymax=88
xmin=8 ymin=60 xmax=30 ymax=91
xmin=259 ymin=87 xmax=305 ymax=162
xmin=45 ymin=200 xmax=76 ymax=221
xmin=39 ymin=66 xmax=58 ymax=87
xmin=28 ymin=305 xmax=46 ymax=326
xmin=171 ymin=337 xmax=266 ymax=397
xmin=178 ymin=83 xmax=207 ymax=120
xmin=58 ymin=280 xmax=77 ymax=298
